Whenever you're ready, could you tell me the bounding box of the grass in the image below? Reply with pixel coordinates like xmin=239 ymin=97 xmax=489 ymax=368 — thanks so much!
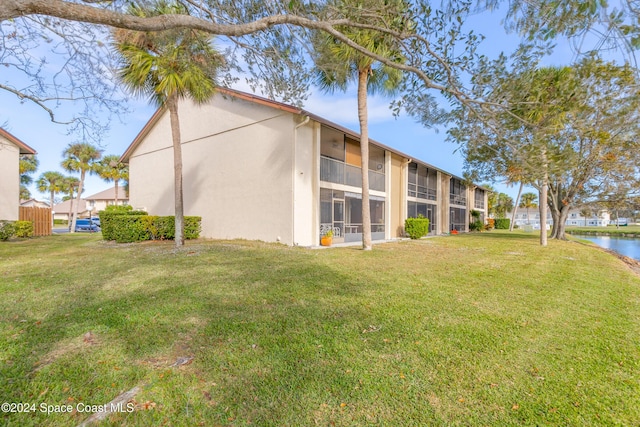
xmin=566 ymin=225 xmax=640 ymax=237
xmin=1 ymin=232 xmax=639 ymax=426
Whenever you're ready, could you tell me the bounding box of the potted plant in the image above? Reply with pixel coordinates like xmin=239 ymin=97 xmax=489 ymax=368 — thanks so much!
xmin=320 ymin=229 xmax=333 ymax=246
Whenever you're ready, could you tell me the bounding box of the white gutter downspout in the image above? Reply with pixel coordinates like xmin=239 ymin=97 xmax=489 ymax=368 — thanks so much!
xmin=292 ymin=115 xmax=310 ymax=245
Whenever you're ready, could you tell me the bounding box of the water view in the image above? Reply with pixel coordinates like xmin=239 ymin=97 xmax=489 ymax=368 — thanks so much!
xmin=576 ymin=235 xmax=640 ymax=261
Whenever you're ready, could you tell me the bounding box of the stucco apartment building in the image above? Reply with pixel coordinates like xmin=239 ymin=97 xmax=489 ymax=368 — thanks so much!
xmin=0 ymin=128 xmax=36 ymax=221
xmin=511 ymin=207 xmax=611 ymax=229
xmin=122 ymin=89 xmax=488 ymax=246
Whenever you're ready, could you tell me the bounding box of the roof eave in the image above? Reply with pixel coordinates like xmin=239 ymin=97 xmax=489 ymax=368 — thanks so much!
xmin=0 ymin=128 xmax=37 ymax=154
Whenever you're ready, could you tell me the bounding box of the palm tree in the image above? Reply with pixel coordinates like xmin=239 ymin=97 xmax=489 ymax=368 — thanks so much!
xmin=113 ymin=0 xmax=224 ymax=247
xmin=97 ymin=155 xmax=129 ymax=205
xmin=313 ymin=0 xmax=405 ymax=250
xmin=19 ymin=154 xmax=38 ymax=200
xmin=61 ymin=176 xmax=80 ymax=228
xmin=19 ymin=154 xmax=38 ymax=186
xmin=61 ymin=143 xmax=102 ymax=232
xmin=519 ymin=192 xmax=538 ymax=225
xmin=37 ymin=171 xmax=66 ymax=209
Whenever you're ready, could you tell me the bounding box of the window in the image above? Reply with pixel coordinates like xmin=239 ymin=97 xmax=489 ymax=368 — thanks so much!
xmin=450 ymin=207 xmax=466 ymax=231
xmin=320 ymin=188 xmax=385 ymax=243
xmin=408 ymin=201 xmax=437 ymax=233
xmin=320 ymin=129 xmax=386 ymax=192
xmin=408 ymin=162 xmax=437 ymax=200
xmin=474 ymin=188 xmax=485 ymax=209
xmin=449 ymin=178 xmax=466 ymax=205
xmin=320 ymin=127 xmax=345 ymax=161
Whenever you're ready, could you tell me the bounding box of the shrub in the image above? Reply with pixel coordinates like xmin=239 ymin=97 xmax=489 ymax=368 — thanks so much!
xmin=99 ymin=207 xmax=147 ymax=241
xmin=485 ymin=218 xmax=495 ymax=230
xmin=494 ymin=218 xmax=511 ymax=230
xmin=101 ymin=214 xmax=201 ymax=243
xmin=109 ymin=215 xmax=151 ymax=243
xmin=469 ymin=220 xmax=484 ymax=232
xmin=0 ymin=221 xmax=15 ymax=241
xmin=14 ymin=221 xmax=34 ymax=238
xmin=405 ymin=216 xmax=430 ymax=239
xmin=184 ymin=217 xmax=202 ymax=240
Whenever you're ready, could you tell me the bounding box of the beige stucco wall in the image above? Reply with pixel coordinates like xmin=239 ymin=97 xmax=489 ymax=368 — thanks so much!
xmin=129 ymin=96 xmax=300 ymax=244
xmin=0 ymin=138 xmax=20 ymax=221
xmin=438 ymin=172 xmax=451 ymax=234
xmin=389 ymin=153 xmax=404 ymax=238
xmin=292 ymin=120 xmax=316 ymax=246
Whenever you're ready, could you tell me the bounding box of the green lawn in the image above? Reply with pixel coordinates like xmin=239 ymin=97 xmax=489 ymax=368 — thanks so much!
xmin=1 ymin=232 xmax=639 ymax=426
xmin=567 ymin=225 xmax=640 ymax=236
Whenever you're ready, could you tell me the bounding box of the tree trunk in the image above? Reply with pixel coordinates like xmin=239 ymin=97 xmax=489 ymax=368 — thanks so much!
xmin=554 ymin=205 xmax=570 ymax=239
xmin=114 ymin=180 xmax=119 ymax=205
xmin=550 ymin=206 xmax=559 ymax=238
xmin=70 ymin=171 xmax=85 ymax=233
xmin=509 ymin=181 xmax=523 ymax=231
xmin=67 ymin=193 xmax=74 ymax=230
xmin=539 ymin=149 xmax=548 ymax=247
xmin=49 ymin=191 xmax=55 ymax=229
xmin=168 ymin=95 xmax=185 ymax=247
xmin=357 ymin=69 xmax=372 ymax=251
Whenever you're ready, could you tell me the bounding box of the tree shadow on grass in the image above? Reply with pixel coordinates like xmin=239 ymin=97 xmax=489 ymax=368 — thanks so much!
xmin=2 ymin=241 xmax=384 ymax=424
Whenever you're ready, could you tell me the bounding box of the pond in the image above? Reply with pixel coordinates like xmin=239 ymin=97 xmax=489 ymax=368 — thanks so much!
xmin=575 ymin=235 xmax=640 ymax=261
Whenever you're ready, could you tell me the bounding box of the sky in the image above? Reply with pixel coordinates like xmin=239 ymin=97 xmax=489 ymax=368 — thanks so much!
xmin=1 ymin=6 xmax=581 ymax=205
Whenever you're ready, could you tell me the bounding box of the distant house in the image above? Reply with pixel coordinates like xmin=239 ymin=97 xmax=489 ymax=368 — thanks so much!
xmin=565 ymin=209 xmax=610 ymax=227
xmin=121 ymin=88 xmax=489 ymax=246
xmin=85 ymin=187 xmax=129 ymax=216
xmin=20 ymin=199 xmax=50 ymax=208
xmin=0 ymin=128 xmax=36 ymax=221
xmin=53 ymin=199 xmax=89 ymax=222
xmin=509 ymin=207 xmax=610 ymax=228
xmin=52 ymin=187 xmax=129 ymax=222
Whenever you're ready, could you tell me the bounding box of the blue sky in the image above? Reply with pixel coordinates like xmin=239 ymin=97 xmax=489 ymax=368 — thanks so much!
xmin=2 ymin=7 xmax=580 ymax=203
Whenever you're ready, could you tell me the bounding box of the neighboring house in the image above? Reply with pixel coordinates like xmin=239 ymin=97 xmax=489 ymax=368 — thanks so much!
xmin=20 ymin=199 xmax=50 ymax=208
xmin=565 ymin=209 xmax=610 ymax=227
xmin=85 ymin=187 xmax=129 ymax=216
xmin=121 ymin=88 xmax=489 ymax=246
xmin=52 ymin=199 xmax=89 ymax=222
xmin=510 ymin=207 xmax=610 ymax=229
xmin=0 ymin=128 xmax=36 ymax=221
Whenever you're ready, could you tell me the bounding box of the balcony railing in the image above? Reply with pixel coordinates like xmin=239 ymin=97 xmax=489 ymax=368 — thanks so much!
xmin=408 ymin=183 xmax=437 ymax=201
xmin=321 ymin=157 xmax=385 ymax=192
xmin=450 ymin=194 xmax=467 ymax=206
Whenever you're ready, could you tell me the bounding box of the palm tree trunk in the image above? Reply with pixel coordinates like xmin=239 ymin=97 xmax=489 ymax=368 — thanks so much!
xmin=67 ymin=189 xmax=74 ymax=229
xmin=510 ymin=182 xmax=523 ymax=231
xmin=70 ymin=171 xmax=85 ymax=233
xmin=168 ymin=94 xmax=185 ymax=247
xmin=114 ymin=180 xmax=119 ymax=205
xmin=358 ymin=69 xmax=372 ymax=251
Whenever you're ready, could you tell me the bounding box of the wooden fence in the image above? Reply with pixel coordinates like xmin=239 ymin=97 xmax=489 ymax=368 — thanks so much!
xmin=19 ymin=206 xmax=52 ymax=236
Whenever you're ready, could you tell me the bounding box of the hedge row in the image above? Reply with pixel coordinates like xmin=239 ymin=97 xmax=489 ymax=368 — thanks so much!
xmin=405 ymin=216 xmax=430 ymax=239
xmin=0 ymin=220 xmax=34 ymax=241
xmin=99 ymin=209 xmax=201 ymax=243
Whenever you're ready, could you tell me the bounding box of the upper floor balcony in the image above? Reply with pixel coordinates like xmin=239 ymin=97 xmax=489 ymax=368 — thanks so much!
xmin=320 ymin=156 xmax=385 ymax=192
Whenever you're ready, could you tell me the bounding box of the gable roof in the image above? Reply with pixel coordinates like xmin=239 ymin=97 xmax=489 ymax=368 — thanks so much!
xmin=20 ymin=199 xmax=50 ymax=208
xmin=85 ymin=187 xmax=128 ymax=201
xmin=0 ymin=128 xmax=37 ymax=154
xmin=119 ymin=87 xmax=489 ymax=190
xmin=53 ymin=198 xmax=88 ymax=213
